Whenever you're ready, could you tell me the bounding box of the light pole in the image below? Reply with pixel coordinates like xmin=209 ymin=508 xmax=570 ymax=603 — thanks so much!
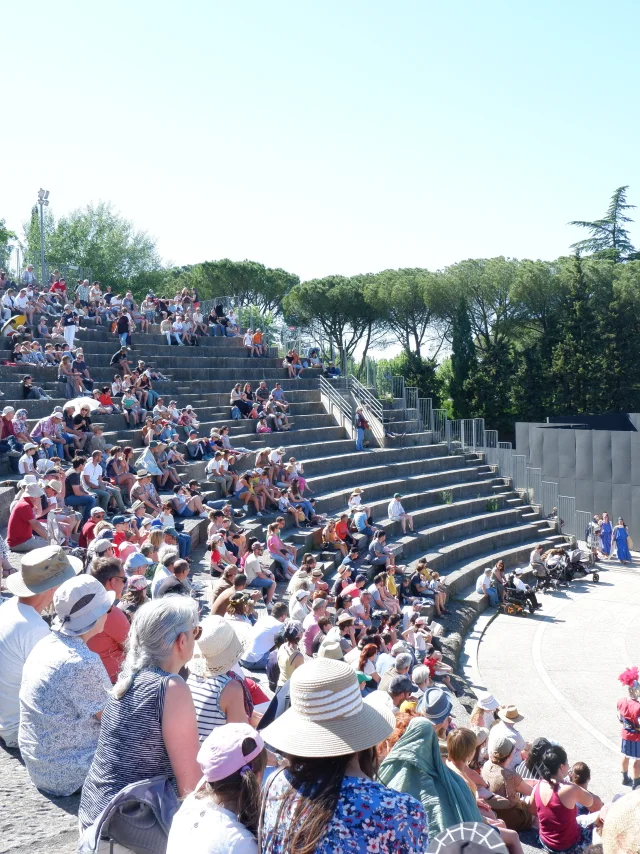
xmin=36 ymin=188 xmax=49 ymax=284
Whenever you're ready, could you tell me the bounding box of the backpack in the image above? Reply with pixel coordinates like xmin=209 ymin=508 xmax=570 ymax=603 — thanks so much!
xmin=231 ymin=406 xmax=241 ymax=420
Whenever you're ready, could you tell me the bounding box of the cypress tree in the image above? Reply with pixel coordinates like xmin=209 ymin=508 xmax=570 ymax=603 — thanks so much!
xmin=450 ymin=297 xmax=476 ymax=418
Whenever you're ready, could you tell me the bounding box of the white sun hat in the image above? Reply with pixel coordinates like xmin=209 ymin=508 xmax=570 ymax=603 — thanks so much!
xmin=260 ymin=658 xmax=395 ymax=757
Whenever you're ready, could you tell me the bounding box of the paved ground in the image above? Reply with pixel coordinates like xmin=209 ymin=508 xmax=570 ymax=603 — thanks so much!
xmin=461 ymin=557 xmax=640 ymax=804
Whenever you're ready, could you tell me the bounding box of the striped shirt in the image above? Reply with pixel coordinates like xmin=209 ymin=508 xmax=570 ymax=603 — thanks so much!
xmin=187 ymin=673 xmax=230 ymax=742
xmin=78 ymin=667 xmax=173 ymax=828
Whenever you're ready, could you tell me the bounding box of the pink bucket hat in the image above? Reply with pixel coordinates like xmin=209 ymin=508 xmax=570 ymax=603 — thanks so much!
xmin=196 ymin=723 xmax=264 ymax=785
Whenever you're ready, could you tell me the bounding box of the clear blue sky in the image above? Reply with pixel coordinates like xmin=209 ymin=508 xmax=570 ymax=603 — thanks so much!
xmin=5 ymin=0 xmax=640 ymax=280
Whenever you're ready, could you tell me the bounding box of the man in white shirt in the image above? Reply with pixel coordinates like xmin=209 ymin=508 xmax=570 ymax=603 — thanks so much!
xmin=512 ymin=567 xmax=541 ymax=611
xmin=82 ymin=450 xmax=126 ymax=513
xmin=475 ymin=567 xmax=499 ymax=606
xmin=0 ymin=546 xmax=78 ymax=746
xmin=387 ymin=493 xmax=414 ymax=533
xmin=240 ymin=601 xmax=287 ymax=670
xmin=487 ymin=706 xmax=529 ymax=771
xmin=243 ymin=541 xmax=276 ymax=605
xmin=151 ymin=550 xmax=178 ymax=598
xmin=21 ymin=265 xmax=37 ymax=285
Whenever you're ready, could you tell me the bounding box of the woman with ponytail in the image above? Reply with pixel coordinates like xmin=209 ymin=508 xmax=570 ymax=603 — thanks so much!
xmin=532 ymin=744 xmax=602 ymax=853
xmin=79 ymin=597 xmax=202 ymax=830
xmin=167 ymin=723 xmax=266 ymax=853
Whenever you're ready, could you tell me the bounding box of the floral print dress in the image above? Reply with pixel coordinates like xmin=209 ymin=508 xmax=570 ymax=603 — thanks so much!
xmin=261 ymin=771 xmax=428 ymax=853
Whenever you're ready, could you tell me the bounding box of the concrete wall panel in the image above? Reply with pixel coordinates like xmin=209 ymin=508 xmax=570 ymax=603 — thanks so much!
xmin=592 ymin=432 xmax=612 ymax=484
xmin=575 ymin=431 xmax=594 ymax=481
xmin=559 ymin=431 xmax=576 ymax=479
xmin=541 ymin=430 xmax=560 ymax=480
xmin=612 ymin=432 xmax=632 ymax=487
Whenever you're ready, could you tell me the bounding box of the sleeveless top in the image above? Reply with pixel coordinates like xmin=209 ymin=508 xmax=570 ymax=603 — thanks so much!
xmin=187 ymin=672 xmax=231 ymax=742
xmin=534 ymin=782 xmax=580 ymax=850
xmin=78 ymin=667 xmax=173 ymax=827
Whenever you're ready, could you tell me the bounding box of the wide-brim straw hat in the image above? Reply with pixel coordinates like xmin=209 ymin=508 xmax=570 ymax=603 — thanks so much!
xmin=189 ymin=615 xmax=243 ymax=678
xmin=497 ymin=704 xmax=524 ymax=724
xmin=601 ymin=789 xmax=640 ymax=853
xmin=261 ymin=658 xmax=395 ymax=757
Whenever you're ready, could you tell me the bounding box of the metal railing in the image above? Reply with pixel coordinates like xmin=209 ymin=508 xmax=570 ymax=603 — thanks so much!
xmin=418 ymin=397 xmax=433 ymax=434
xmin=512 ymin=454 xmax=527 ymax=490
xmin=527 ymin=466 xmax=542 ymax=505
xmin=319 ymin=375 xmax=352 ymax=421
xmin=541 ymin=481 xmax=559 ymax=518
xmin=348 ymin=374 xmax=385 ymax=443
xmin=557 ymin=495 xmax=576 ymax=537
xmin=575 ymin=511 xmax=592 ymax=549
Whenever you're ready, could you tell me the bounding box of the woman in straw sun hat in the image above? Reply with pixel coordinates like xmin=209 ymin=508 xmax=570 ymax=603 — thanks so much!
xmin=186 ymin=615 xmax=256 ymax=742
xmin=259 ymin=658 xmax=428 ymax=854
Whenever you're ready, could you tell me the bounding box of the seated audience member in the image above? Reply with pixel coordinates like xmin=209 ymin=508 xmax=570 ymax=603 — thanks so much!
xmin=187 ymin=616 xmax=254 ymax=741
xmin=388 ymin=493 xmax=414 ymax=533
xmin=86 ymin=556 xmax=131 ymax=683
xmin=78 ymin=597 xmax=201 ymax=834
xmin=7 ymin=482 xmax=49 ymax=551
xmin=0 ymin=546 xmax=80 ymax=747
xmin=240 ymin=601 xmax=289 ymax=671
xmin=19 ymin=575 xmax=114 ymax=796
xmin=166 ymin=723 xmax=266 ymax=854
xmin=533 ymin=744 xmax=602 ymax=853
xmin=259 ymin=659 xmax=428 ymax=852
xmin=378 ymin=713 xmax=481 ymax=837
xmin=481 ymin=736 xmax=534 ymax=832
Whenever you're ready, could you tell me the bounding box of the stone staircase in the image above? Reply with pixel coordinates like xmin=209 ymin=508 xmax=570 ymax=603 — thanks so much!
xmin=0 ymin=322 xmax=564 ymax=622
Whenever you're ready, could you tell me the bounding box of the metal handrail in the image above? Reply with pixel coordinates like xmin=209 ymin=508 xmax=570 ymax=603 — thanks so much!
xmin=348 ymin=374 xmax=385 ymax=442
xmin=319 ymin=376 xmax=352 ymax=421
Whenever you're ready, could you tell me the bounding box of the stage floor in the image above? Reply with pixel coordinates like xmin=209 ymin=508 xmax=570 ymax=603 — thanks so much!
xmin=462 ymin=559 xmax=640 ymax=802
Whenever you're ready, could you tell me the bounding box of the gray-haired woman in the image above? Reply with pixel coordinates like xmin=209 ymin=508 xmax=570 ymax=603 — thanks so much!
xmin=79 ymin=597 xmax=202 ymax=830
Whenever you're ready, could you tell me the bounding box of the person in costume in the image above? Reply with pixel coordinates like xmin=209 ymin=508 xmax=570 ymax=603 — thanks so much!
xmin=617 ymin=665 xmax=640 ymax=788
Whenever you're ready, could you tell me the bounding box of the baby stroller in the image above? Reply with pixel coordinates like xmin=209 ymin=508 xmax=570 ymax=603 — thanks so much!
xmin=544 ymin=551 xmax=571 ymax=589
xmin=530 ymin=560 xmax=557 ymax=593
xmin=566 ymin=547 xmax=600 ymax=583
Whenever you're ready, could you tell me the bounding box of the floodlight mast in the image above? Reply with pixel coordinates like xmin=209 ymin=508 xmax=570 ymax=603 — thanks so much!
xmin=36 ymin=189 xmax=50 ymax=284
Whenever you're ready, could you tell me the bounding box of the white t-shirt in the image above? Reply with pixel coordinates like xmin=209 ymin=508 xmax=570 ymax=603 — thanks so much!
xmin=82 ymin=460 xmax=103 ymax=488
xmin=388 ymin=499 xmax=405 ymax=519
xmin=487 ymin=719 xmax=527 ymax=770
xmin=167 ymin=794 xmax=257 ymax=854
xmin=0 ymin=599 xmax=50 ymax=746
xmin=243 ymin=333 xmax=253 ymax=346
xmin=475 ymin=574 xmax=491 ymax=594
xmin=242 ymin=616 xmax=282 ymax=663
xmin=243 ymin=554 xmax=263 ymax=584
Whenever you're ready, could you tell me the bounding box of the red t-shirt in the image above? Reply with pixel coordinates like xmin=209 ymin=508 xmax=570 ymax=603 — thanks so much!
xmin=335 ymin=520 xmax=350 ymax=541
xmin=7 ymin=498 xmax=35 ymax=547
xmin=50 ymin=281 xmax=66 ymax=294
xmin=113 ymin=530 xmax=126 ymax=548
xmin=618 ymin=697 xmax=640 ymax=742
xmin=341 ymin=582 xmax=362 ymax=600
xmin=87 ymin=606 xmax=130 ymax=683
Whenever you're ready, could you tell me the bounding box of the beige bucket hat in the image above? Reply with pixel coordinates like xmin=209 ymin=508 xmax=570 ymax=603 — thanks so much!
xmin=261 ymin=659 xmax=395 ymax=757
xmin=6 ymin=545 xmax=83 ymax=597
xmin=189 ymin=615 xmax=243 ymax=678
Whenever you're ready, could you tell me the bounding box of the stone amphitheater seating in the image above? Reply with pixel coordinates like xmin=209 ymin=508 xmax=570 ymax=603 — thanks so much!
xmin=0 ymin=323 xmax=564 ymax=630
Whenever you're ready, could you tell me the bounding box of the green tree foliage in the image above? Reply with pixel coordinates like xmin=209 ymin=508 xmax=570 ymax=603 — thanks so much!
xmin=464 ymin=340 xmax=516 ymax=434
xmin=376 ymin=351 xmax=442 ymax=404
xmin=0 ymin=218 xmax=17 ymax=269
xmin=183 ymin=259 xmax=298 ymax=313
xmin=569 ymin=186 xmax=638 ymax=262
xmin=284 ymin=275 xmax=382 ymax=369
xmin=363 ymin=268 xmax=449 ymax=358
xmin=449 ymin=298 xmax=476 ymax=418
xmin=24 ymin=201 xmax=161 ymax=292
